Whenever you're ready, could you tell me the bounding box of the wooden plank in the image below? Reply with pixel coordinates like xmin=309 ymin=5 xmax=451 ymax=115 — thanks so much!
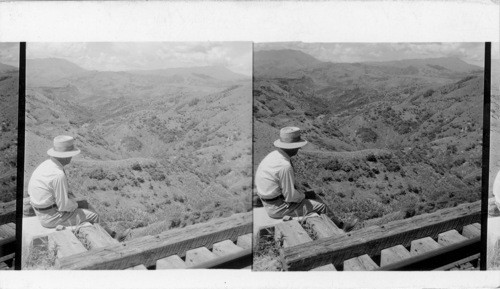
xmin=156 ymin=255 xmax=186 ymax=269
xmin=0 ymin=200 xmax=16 ymax=226
xmin=236 ymin=233 xmax=252 ymax=250
xmin=212 ymin=240 xmax=244 ymax=257
xmin=462 ymin=224 xmax=481 ymax=239
xmin=57 ymin=211 xmax=252 ymax=270
xmin=310 ymin=264 xmax=337 ymax=271
xmin=0 ymin=223 xmax=15 ymax=239
xmin=275 ymin=220 xmax=312 ymax=247
xmin=76 ymin=223 xmax=118 ymax=249
xmin=185 ymin=247 xmax=218 ymax=266
xmin=410 ymin=237 xmax=442 ymax=256
xmin=276 ymin=220 xmax=337 ymax=271
xmin=282 ymin=200 xmax=480 ymax=271
xmin=438 ymin=230 xmax=468 ymax=246
xmin=125 ymin=264 xmax=147 ymax=270
xmin=344 ymin=254 xmax=379 ymax=271
xmin=0 ymin=262 xmax=9 ymax=270
xmin=472 ymin=223 xmax=481 ymax=230
xmin=305 ymin=215 xmax=345 ymax=239
xmin=187 ymin=247 xmax=251 ymax=269
xmin=380 ymin=245 xmax=411 ymax=266
xmin=48 ymin=230 xmax=87 ymax=258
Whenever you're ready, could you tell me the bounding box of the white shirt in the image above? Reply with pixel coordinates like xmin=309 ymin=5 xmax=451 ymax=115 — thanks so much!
xmin=494 ymin=170 xmax=500 ymax=207
xmin=255 ymin=150 xmax=305 ymax=203
xmin=28 ymin=158 xmax=78 ymax=212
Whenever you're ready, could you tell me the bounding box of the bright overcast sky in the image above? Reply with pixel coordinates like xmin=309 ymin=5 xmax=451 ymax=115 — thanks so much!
xmin=256 ymin=42 xmax=499 ymax=67
xmin=0 ymin=43 xmax=20 ymax=67
xmin=23 ymin=42 xmax=252 ymax=76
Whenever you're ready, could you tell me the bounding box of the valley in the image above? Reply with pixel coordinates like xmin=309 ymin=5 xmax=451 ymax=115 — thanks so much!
xmin=24 ymin=58 xmax=252 ymax=237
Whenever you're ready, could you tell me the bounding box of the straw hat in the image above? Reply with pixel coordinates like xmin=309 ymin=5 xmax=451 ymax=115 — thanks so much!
xmin=47 ymin=135 xmax=81 ymax=158
xmin=273 ymin=127 xmax=308 ymax=149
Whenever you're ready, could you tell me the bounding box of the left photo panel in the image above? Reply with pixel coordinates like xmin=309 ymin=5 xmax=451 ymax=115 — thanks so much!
xmin=21 ymin=42 xmax=253 ymax=270
xmin=0 ymin=43 xmax=19 ymax=270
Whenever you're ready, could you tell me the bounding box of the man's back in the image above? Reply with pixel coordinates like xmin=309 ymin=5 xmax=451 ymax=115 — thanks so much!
xmin=28 ymin=159 xmax=64 ymax=208
xmin=255 ymin=150 xmax=292 ymax=200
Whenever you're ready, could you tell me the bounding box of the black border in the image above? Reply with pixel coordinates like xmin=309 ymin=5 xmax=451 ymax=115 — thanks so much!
xmin=14 ymin=42 xmax=26 ymax=270
xmin=480 ymin=42 xmax=491 ymax=271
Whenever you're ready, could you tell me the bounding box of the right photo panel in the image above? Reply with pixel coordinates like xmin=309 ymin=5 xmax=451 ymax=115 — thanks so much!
xmin=253 ymin=42 xmax=485 ymax=271
xmin=488 ymin=42 xmax=500 ymax=270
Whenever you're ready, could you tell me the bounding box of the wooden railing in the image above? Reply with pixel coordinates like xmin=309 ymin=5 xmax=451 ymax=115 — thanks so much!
xmin=261 ymin=200 xmax=481 ymax=271
xmin=0 ymin=200 xmax=16 ymax=269
xmin=28 ymin=210 xmax=253 ymax=270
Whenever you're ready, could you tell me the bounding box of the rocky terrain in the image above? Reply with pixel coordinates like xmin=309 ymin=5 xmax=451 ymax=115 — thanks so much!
xmin=254 ymin=49 xmax=484 ymax=226
xmin=25 ymin=58 xmax=252 ymax=237
xmin=0 ymin=63 xmax=18 ymax=203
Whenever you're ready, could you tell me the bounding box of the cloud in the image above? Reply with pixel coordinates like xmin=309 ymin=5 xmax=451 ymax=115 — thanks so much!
xmin=27 ymin=42 xmax=252 ymax=75
xmin=256 ymin=42 xmax=486 ymax=67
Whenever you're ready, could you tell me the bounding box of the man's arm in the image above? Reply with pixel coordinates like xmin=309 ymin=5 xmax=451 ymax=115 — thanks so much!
xmin=279 ymin=165 xmax=305 ymax=203
xmin=53 ymin=173 xmax=78 ymax=212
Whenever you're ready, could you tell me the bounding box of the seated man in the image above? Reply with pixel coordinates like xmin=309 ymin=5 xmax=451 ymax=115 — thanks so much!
xmin=255 ymin=127 xmax=356 ymax=231
xmin=28 ymin=135 xmax=128 ymax=240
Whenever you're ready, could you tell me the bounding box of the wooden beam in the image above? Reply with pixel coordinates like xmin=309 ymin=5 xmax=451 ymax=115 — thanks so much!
xmin=344 ymin=254 xmax=379 ymax=271
xmin=212 ymin=240 xmax=243 ymax=257
xmin=156 ymin=255 xmax=186 ymax=269
xmin=376 ymin=237 xmax=480 ymax=271
xmin=0 ymin=201 xmax=15 ymax=226
xmin=185 ymin=247 xmax=218 ymax=266
xmin=438 ymin=230 xmax=468 ymax=246
xmin=282 ymin=200 xmax=480 ymax=271
xmin=305 ymin=215 xmax=344 ymax=239
xmin=125 ymin=264 xmax=147 ymax=270
xmin=275 ymin=220 xmax=312 ymax=247
xmin=187 ymin=247 xmax=252 ymax=269
xmin=462 ymin=224 xmax=480 ymax=239
xmin=57 ymin=212 xmax=252 ymax=270
xmin=0 ymin=223 xmax=15 ymax=239
xmin=76 ymin=224 xmax=118 ymax=249
xmin=310 ymin=263 xmax=336 ymax=271
xmin=276 ymin=219 xmax=336 ymax=271
xmin=410 ymin=237 xmax=442 ymax=256
xmin=236 ymin=233 xmax=252 ymax=250
xmin=380 ymin=245 xmax=411 ymax=266
xmin=48 ymin=230 xmax=87 ymax=258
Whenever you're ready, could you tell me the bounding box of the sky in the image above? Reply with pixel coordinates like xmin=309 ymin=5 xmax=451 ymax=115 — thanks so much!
xmin=256 ymin=42 xmax=500 ymax=67
xmin=22 ymin=42 xmax=252 ymax=76
xmin=0 ymin=43 xmax=20 ymax=67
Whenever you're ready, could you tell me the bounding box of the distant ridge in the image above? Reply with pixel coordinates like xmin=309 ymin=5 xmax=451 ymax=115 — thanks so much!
xmin=0 ymin=63 xmax=18 ymax=73
xmin=131 ymin=65 xmax=248 ymax=81
xmin=26 ymin=58 xmax=247 ymax=86
xmin=365 ymin=57 xmax=482 ymax=73
xmin=254 ymin=49 xmax=323 ymax=77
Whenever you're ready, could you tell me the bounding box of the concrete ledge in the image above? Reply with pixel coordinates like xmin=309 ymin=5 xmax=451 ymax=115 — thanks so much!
xmin=253 ymin=207 xmax=284 ymax=233
xmin=21 ymin=216 xmax=91 ymax=266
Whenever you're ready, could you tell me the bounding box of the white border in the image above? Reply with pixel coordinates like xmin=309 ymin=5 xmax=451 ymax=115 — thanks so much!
xmin=0 ymin=1 xmax=499 ymax=288
xmin=0 ymin=1 xmax=498 ymax=42
xmin=1 ymin=271 xmax=500 ymax=289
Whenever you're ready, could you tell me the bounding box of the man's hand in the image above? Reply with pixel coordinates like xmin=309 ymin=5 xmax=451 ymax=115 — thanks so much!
xmin=76 ymin=199 xmax=89 ymax=209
